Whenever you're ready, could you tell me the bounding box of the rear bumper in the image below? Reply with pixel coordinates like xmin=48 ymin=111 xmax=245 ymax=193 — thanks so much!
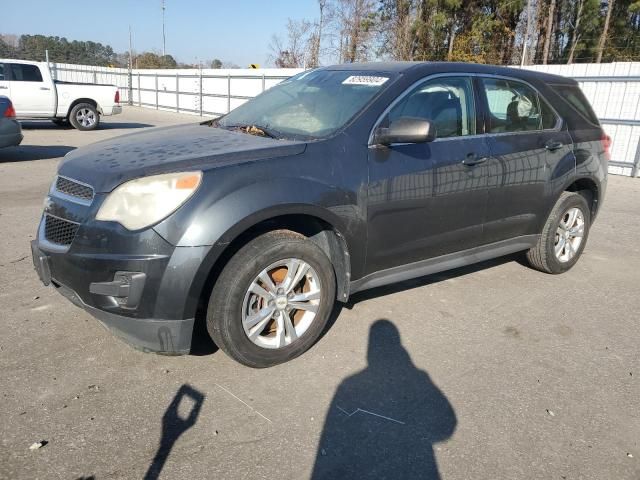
xmin=0 ymin=121 xmax=23 ymax=148
xmin=110 ymin=105 xmax=122 ymax=116
xmin=0 ymin=132 xmax=23 ymax=148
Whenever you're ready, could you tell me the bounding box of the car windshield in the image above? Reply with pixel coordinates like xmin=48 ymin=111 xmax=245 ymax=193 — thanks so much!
xmin=215 ymin=70 xmax=395 ymax=140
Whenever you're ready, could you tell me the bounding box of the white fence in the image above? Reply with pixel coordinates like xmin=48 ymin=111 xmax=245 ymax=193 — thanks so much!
xmin=51 ymin=61 xmax=640 ymax=177
xmin=524 ymin=63 xmax=640 ymax=176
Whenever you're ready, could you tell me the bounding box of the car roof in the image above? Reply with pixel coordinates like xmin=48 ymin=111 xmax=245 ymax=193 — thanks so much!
xmin=323 ymin=61 xmax=576 ymax=85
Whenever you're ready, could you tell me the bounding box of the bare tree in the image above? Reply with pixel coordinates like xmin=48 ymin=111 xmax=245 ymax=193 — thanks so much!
xmin=309 ymin=0 xmax=328 ymax=67
xmin=335 ymin=0 xmax=377 ymax=63
xmin=541 ymin=0 xmax=556 ymax=64
xmin=269 ymin=19 xmax=313 ymax=68
xmin=566 ymin=0 xmax=585 ymax=64
xmin=596 ymin=0 xmax=615 ymax=63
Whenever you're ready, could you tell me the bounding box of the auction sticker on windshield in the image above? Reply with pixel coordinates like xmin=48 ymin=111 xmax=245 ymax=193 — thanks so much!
xmin=342 ymin=75 xmax=389 ymax=86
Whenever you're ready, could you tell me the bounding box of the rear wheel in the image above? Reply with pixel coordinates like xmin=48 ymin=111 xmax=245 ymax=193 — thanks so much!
xmin=69 ymin=103 xmax=100 ymax=131
xmin=206 ymin=230 xmax=336 ymax=368
xmin=526 ymin=192 xmax=591 ymax=274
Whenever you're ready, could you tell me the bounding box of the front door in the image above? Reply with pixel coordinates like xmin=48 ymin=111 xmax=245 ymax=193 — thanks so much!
xmin=7 ymin=63 xmax=54 ymax=117
xmin=366 ymin=75 xmax=490 ymax=274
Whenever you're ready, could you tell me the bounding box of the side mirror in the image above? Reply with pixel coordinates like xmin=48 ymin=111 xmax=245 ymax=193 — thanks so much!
xmin=374 ymin=117 xmax=436 ymax=146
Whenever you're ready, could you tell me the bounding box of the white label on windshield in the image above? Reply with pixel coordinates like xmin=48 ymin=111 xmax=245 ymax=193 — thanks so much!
xmin=342 ymin=75 xmax=389 ymax=86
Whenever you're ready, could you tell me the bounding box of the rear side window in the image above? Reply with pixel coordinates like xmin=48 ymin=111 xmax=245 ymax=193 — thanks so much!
xmin=9 ymin=63 xmax=43 ymax=82
xmin=481 ymin=78 xmax=542 ymax=133
xmin=388 ymin=76 xmax=476 ymax=138
xmin=553 ymin=84 xmax=599 ymax=125
xmin=0 ymin=64 xmax=5 ymax=81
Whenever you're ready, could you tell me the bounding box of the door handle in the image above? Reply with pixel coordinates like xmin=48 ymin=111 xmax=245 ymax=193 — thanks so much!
xmin=0 ymin=86 xmax=7 ymax=89
xmin=40 ymin=87 xmax=51 ymax=91
xmin=462 ymin=153 xmax=488 ymax=167
xmin=545 ymin=140 xmax=563 ymax=151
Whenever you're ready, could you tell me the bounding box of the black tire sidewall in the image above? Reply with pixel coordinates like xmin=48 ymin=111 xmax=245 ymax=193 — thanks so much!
xmin=208 ymin=235 xmax=336 ymax=367
xmin=545 ymin=193 xmax=591 ymax=273
xmin=69 ymin=103 xmax=99 ymax=131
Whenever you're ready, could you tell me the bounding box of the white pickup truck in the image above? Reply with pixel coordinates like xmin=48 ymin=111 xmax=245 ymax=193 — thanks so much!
xmin=0 ymin=59 xmax=122 ymax=131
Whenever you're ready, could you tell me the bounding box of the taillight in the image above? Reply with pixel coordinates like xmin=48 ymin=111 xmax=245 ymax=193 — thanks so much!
xmin=601 ymin=133 xmax=612 ymax=162
xmin=114 ymin=90 xmax=120 ymax=104
xmin=4 ymin=103 xmax=16 ymax=118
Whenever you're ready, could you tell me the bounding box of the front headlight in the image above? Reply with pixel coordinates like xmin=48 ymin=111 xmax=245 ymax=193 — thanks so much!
xmin=96 ymin=171 xmax=202 ymax=230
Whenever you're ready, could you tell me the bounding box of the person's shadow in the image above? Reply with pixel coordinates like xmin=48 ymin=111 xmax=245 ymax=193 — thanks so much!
xmin=312 ymin=319 xmax=456 ymax=479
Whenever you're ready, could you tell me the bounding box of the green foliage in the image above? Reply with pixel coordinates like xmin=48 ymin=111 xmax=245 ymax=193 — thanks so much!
xmin=135 ymin=52 xmax=178 ymax=69
xmin=5 ymin=34 xmax=117 ymax=65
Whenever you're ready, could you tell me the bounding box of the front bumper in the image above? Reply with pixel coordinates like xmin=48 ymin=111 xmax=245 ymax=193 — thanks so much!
xmin=31 ymin=214 xmax=211 ymax=355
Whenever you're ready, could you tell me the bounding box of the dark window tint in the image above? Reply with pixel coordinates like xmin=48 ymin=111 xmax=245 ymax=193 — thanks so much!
xmin=482 ymin=78 xmax=541 ymax=133
xmin=9 ymin=63 xmax=43 ymax=82
xmin=540 ymin=96 xmax=559 ymax=129
xmin=553 ymin=84 xmax=599 ymax=124
xmin=389 ymin=76 xmax=476 ymax=138
xmin=0 ymin=64 xmax=5 ymax=81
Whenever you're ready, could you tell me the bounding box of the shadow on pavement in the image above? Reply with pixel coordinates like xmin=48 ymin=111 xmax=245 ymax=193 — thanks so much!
xmin=312 ymin=319 xmax=456 ymax=479
xmin=0 ymin=145 xmax=76 ymax=162
xmin=19 ymin=121 xmax=153 ymax=130
xmin=144 ymin=384 xmax=205 ymax=480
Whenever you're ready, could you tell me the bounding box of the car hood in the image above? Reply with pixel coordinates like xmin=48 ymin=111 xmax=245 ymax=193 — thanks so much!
xmin=58 ymin=123 xmax=307 ymax=192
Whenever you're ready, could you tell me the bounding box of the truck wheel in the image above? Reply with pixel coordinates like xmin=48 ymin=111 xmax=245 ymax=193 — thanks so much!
xmin=206 ymin=230 xmax=337 ymax=368
xmin=69 ymin=103 xmax=100 ymax=131
xmin=526 ymin=192 xmax=591 ymax=274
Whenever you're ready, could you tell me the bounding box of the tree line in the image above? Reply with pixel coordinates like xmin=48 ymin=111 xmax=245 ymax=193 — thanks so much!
xmin=0 ymin=34 xmax=237 ymax=69
xmin=270 ymin=0 xmax=640 ymax=67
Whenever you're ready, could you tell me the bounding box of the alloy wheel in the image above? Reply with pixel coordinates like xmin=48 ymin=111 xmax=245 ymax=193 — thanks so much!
xmin=241 ymin=258 xmax=322 ymax=349
xmin=555 ymin=207 xmax=585 ymax=262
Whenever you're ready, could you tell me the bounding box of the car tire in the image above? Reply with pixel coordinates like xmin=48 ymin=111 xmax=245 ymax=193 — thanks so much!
xmin=206 ymin=230 xmax=337 ymax=368
xmin=69 ymin=103 xmax=100 ymax=131
xmin=526 ymin=191 xmax=591 ymax=274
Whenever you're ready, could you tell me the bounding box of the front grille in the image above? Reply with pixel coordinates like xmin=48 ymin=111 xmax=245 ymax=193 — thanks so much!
xmin=55 ymin=176 xmax=94 ymax=201
xmin=44 ymin=214 xmax=79 ymax=246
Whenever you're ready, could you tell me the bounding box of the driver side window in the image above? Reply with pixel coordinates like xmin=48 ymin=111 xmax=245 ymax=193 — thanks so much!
xmin=388 ymin=76 xmax=476 ymax=138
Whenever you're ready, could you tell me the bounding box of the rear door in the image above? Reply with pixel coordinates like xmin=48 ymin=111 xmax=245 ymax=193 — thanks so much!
xmin=7 ymin=63 xmax=54 ymax=117
xmin=366 ymin=75 xmax=491 ymax=273
xmin=478 ymin=76 xmax=574 ymax=243
xmin=0 ymin=63 xmax=9 ymax=97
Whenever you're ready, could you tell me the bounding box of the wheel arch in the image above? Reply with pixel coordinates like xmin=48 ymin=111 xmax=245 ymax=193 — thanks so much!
xmin=67 ymin=98 xmax=100 ymax=118
xmin=563 ymin=176 xmax=600 ymax=219
xmin=188 ymin=209 xmax=353 ymax=329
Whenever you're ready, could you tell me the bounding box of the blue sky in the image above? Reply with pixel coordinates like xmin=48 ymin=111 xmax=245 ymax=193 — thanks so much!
xmin=3 ymin=0 xmax=320 ymax=66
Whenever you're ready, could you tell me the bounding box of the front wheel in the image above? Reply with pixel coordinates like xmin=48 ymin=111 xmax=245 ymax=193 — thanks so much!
xmin=69 ymin=103 xmax=100 ymax=131
xmin=526 ymin=191 xmax=591 ymax=274
xmin=206 ymin=230 xmax=337 ymax=368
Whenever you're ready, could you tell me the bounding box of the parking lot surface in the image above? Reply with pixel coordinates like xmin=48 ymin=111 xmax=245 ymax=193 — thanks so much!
xmin=1 ymin=107 xmax=638 ymax=479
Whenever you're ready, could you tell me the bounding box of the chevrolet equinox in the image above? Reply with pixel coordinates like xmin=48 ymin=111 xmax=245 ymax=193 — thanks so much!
xmin=31 ymin=62 xmax=609 ymax=367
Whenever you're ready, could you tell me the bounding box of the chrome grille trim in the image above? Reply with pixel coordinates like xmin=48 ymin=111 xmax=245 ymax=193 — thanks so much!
xmin=54 ymin=175 xmax=94 ymax=202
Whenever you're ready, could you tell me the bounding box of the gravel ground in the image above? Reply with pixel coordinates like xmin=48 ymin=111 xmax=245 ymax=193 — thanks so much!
xmin=0 ymin=107 xmax=638 ymax=480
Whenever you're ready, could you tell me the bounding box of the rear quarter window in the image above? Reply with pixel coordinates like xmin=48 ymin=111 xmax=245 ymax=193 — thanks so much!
xmin=553 ymin=84 xmax=599 ymax=125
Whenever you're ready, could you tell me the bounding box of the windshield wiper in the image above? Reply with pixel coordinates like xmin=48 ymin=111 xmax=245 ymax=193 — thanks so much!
xmin=223 ymin=124 xmax=280 ymax=139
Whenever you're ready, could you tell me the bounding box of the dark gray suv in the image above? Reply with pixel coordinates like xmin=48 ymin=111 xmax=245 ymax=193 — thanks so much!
xmin=31 ymin=62 xmax=609 ymax=367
